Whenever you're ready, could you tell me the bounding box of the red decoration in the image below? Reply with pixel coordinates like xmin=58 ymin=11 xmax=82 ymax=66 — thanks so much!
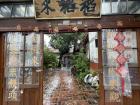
xmin=113 ymin=31 xmax=131 ymax=96
xmin=121 ymin=77 xmax=125 ymax=95
xmin=114 ymin=32 xmax=125 ymax=42
xmin=113 ymin=44 xmax=126 ymax=54
xmin=116 ymin=55 xmax=127 ymax=65
xmin=116 ymin=66 xmax=128 ymax=77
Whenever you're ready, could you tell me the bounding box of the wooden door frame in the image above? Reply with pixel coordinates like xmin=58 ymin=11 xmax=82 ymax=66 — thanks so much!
xmin=39 ymin=33 xmax=44 ymax=105
xmin=98 ymin=30 xmax=105 ymax=105
xmin=0 ymin=15 xmax=140 ymax=105
xmin=0 ymin=34 xmax=5 ymax=105
xmin=0 ymin=29 xmax=140 ymax=105
xmin=1 ymin=30 xmax=140 ymax=105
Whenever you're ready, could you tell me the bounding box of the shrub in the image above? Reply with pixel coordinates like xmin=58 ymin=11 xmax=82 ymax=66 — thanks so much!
xmin=44 ymin=48 xmax=59 ymax=69
xmin=72 ymin=52 xmax=90 ymax=81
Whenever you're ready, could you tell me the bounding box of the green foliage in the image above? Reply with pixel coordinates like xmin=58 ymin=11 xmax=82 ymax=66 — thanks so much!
xmin=44 ymin=48 xmax=58 ymax=69
xmin=72 ymin=52 xmax=90 ymax=81
xmin=50 ymin=33 xmax=84 ymax=67
xmin=50 ymin=32 xmax=84 ymax=56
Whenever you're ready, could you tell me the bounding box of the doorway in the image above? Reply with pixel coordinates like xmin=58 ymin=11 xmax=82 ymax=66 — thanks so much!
xmin=43 ymin=32 xmax=100 ymax=105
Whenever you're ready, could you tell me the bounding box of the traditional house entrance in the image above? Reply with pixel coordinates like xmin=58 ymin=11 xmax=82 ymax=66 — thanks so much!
xmin=1 ymin=32 xmax=101 ymax=105
xmin=0 ymin=16 xmax=140 ymax=105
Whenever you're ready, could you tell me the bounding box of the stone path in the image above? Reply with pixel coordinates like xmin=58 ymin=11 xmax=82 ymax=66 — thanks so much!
xmin=43 ymin=69 xmax=99 ymax=105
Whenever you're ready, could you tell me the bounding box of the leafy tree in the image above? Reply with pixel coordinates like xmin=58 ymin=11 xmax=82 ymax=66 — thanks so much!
xmin=50 ymin=32 xmax=84 ymax=67
xmin=44 ymin=48 xmax=58 ymax=69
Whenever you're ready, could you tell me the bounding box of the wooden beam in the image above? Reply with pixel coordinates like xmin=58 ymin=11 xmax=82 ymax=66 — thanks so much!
xmin=0 ymin=15 xmax=140 ymax=32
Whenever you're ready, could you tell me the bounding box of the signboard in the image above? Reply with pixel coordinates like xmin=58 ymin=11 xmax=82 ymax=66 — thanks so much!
xmin=34 ymin=0 xmax=101 ymax=19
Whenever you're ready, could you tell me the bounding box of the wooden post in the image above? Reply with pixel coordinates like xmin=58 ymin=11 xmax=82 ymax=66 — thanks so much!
xmin=0 ymin=33 xmax=4 ymax=105
xmin=39 ymin=32 xmax=44 ymax=105
xmin=98 ymin=30 xmax=105 ymax=105
xmin=136 ymin=29 xmax=140 ymax=71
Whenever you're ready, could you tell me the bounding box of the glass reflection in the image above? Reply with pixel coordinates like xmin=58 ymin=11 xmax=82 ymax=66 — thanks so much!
xmin=12 ymin=5 xmax=26 ymax=17
xmin=25 ymin=33 xmax=41 ymax=67
xmin=25 ymin=4 xmax=35 ymax=17
xmin=102 ymin=0 xmax=140 ymax=15
xmin=128 ymin=0 xmax=140 ymax=14
xmin=101 ymin=1 xmax=111 ymax=14
xmin=0 ymin=5 xmax=12 ymax=17
xmin=112 ymin=0 xmax=127 ymax=14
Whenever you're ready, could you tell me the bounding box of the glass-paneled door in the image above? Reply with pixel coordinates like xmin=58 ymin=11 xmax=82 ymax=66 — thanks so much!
xmin=3 ymin=32 xmax=43 ymax=105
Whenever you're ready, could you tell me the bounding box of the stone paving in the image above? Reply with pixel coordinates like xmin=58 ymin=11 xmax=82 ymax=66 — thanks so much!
xmin=43 ymin=69 xmax=99 ymax=105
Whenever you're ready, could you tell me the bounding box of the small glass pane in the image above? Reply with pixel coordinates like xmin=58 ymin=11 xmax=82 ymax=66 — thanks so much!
xmin=6 ymin=33 xmax=24 ymax=67
xmin=12 ymin=5 xmax=26 ymax=17
xmin=24 ymin=68 xmax=32 ymax=84
xmin=0 ymin=5 xmax=12 ymax=17
xmin=124 ymin=49 xmax=138 ymax=64
xmin=20 ymin=67 xmax=39 ymax=85
xmin=112 ymin=0 xmax=127 ymax=14
xmin=124 ymin=31 xmax=137 ymax=48
xmin=88 ymin=32 xmax=98 ymax=63
xmin=116 ymin=0 xmax=127 ymax=14
xmin=25 ymin=4 xmax=35 ymax=17
xmin=101 ymin=1 xmax=111 ymax=15
xmin=25 ymin=33 xmax=41 ymax=67
xmin=128 ymin=0 xmax=140 ymax=14
xmin=111 ymin=1 xmax=118 ymax=14
xmin=107 ymin=49 xmax=118 ymax=67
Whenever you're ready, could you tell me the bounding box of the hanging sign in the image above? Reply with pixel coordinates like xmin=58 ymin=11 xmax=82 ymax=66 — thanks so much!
xmin=34 ymin=0 xmax=101 ymax=19
xmin=113 ymin=31 xmax=132 ymax=96
xmin=7 ymin=68 xmax=19 ymax=101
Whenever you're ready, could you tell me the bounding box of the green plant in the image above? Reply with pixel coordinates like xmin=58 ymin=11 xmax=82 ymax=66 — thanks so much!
xmin=72 ymin=52 xmax=90 ymax=81
xmin=44 ymin=48 xmax=59 ymax=69
xmin=50 ymin=32 xmax=84 ymax=67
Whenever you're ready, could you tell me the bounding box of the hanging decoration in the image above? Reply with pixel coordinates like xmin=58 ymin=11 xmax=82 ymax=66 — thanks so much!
xmin=53 ymin=26 xmax=59 ymax=33
xmin=113 ymin=31 xmax=132 ymax=96
xmin=72 ymin=26 xmax=78 ymax=32
xmin=48 ymin=25 xmax=53 ymax=33
xmin=16 ymin=24 xmax=21 ymax=31
xmin=33 ymin=26 xmax=39 ymax=32
xmin=96 ymin=23 xmax=102 ymax=30
xmin=117 ymin=21 xmax=123 ymax=27
xmin=84 ymin=24 xmax=88 ymax=31
xmin=102 ymin=30 xmax=135 ymax=103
